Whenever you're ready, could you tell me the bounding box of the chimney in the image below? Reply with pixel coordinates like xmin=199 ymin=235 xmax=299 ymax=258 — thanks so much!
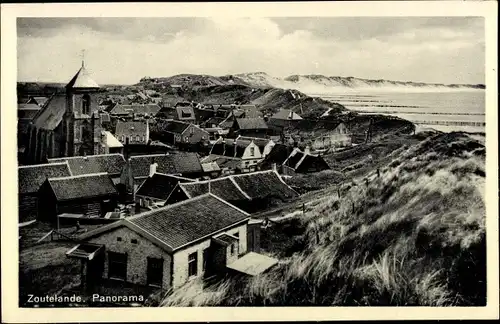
xmin=149 ymin=162 xmax=158 ymax=177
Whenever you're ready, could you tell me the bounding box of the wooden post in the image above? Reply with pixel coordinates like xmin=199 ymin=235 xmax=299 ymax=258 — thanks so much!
xmin=302 ymin=203 xmax=305 ymax=215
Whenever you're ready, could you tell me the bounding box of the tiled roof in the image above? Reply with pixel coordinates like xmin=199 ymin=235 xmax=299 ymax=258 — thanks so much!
xmin=236 ymin=118 xmax=268 ymax=130
xmin=66 ymin=65 xmax=100 ymax=89
xmin=48 ymin=154 xmax=126 ymax=176
xmin=180 ymin=170 xmax=298 ymax=202
xmin=180 ymin=177 xmax=249 ymax=202
xmin=128 ymin=194 xmax=249 ymax=250
xmin=115 ymin=121 xmax=148 ymax=138
xmin=32 ymin=94 xmax=67 ymax=130
xmin=136 ymin=173 xmax=195 ymax=200
xmin=18 ymin=162 xmax=72 ymax=194
xmin=231 ymin=170 xmax=298 ymax=200
xmin=48 ymin=173 xmax=118 ymax=201
xmin=129 ymin=152 xmax=203 ymax=178
xmin=110 ymin=104 xmax=161 ymax=116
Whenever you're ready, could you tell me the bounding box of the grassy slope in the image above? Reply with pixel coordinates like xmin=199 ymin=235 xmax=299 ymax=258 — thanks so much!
xmin=163 ymin=132 xmax=486 ymax=306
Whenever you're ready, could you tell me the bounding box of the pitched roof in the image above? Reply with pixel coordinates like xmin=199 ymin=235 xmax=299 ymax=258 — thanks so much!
xmin=238 ymin=136 xmax=272 ymax=149
xmin=136 ymin=173 xmax=195 ymax=200
xmin=179 ymin=170 xmax=298 ymax=202
xmin=18 ymin=103 xmax=41 ymax=110
xmin=32 ymin=94 xmax=66 ymax=130
xmin=47 ymin=154 xmax=126 ymax=176
xmin=283 ymin=148 xmax=329 ymax=171
xmin=161 ymin=120 xmax=191 ymax=134
xmin=236 ymin=118 xmax=268 ymax=130
xmin=180 ymin=177 xmax=250 ymax=202
xmin=103 ymin=131 xmax=123 ymax=148
xmin=81 ymin=194 xmax=249 ymax=252
xmin=201 ymin=161 xmax=220 ymax=173
xmin=110 ymin=104 xmax=161 ymax=116
xmin=271 ymin=109 xmax=303 ymax=120
xmin=66 ymin=64 xmax=100 ymax=89
xmin=18 ymin=162 xmax=72 ymax=194
xmin=115 ymin=121 xmax=148 ymax=137
xmin=128 ymin=152 xmax=203 ymax=178
xmin=47 ymin=173 xmax=118 ymax=201
xmin=231 ymin=170 xmax=298 ymax=200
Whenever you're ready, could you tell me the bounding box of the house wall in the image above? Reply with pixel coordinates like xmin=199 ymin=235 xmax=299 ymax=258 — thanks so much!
xmin=88 ymin=226 xmax=173 ymax=290
xmin=57 ymin=195 xmax=118 ymax=217
xmin=171 ymin=222 xmax=248 ymax=289
xmin=19 ymin=194 xmax=37 ymax=223
xmin=180 ymin=125 xmax=209 ymax=144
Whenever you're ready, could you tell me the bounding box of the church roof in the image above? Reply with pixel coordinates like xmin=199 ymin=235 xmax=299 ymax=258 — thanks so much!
xmin=66 ymin=63 xmax=100 ymax=90
xmin=32 ymin=94 xmax=67 ymax=130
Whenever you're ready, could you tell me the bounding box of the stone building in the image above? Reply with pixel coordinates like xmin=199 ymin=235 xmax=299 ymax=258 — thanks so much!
xmin=25 ymin=61 xmax=104 ymax=163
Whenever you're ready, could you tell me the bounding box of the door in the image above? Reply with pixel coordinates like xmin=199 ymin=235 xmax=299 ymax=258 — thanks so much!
xmin=147 ymin=257 xmax=163 ymax=287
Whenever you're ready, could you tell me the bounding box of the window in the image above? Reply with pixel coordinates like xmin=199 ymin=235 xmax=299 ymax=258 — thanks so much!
xmin=136 ymin=135 xmax=140 ymax=142
xmin=190 ymin=127 xmax=194 ymax=134
xmin=117 ymin=237 xmax=122 ymax=242
xmin=131 ymin=239 xmax=138 ymax=244
xmin=249 ymin=147 xmax=255 ymax=156
xmin=108 ymin=252 xmax=127 ymax=280
xmin=147 ymin=257 xmax=163 ymax=287
xmin=82 ymin=94 xmax=91 ymax=115
xmin=121 ymin=135 xmax=125 ymax=142
xmin=188 ymin=252 xmax=198 ymax=277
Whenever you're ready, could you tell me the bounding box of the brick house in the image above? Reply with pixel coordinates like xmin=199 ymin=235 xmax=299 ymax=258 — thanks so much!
xmin=153 ymin=120 xmax=209 ymax=146
xmin=115 ymin=120 xmax=149 ymax=145
xmin=37 ymin=173 xmax=119 ymax=222
xmin=69 ymin=194 xmax=277 ymax=291
xmin=18 ymin=162 xmax=72 ymax=223
xmin=209 ymin=138 xmax=263 ymax=173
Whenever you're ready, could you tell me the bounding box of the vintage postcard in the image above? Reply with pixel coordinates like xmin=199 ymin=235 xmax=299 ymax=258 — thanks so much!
xmin=1 ymin=1 xmax=498 ymax=322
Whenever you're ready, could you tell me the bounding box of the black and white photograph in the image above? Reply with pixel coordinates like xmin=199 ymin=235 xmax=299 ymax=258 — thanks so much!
xmin=1 ymin=1 xmax=498 ymax=322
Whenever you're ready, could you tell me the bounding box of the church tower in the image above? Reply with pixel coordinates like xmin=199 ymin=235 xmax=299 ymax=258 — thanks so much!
xmin=64 ymin=60 xmax=103 ymax=156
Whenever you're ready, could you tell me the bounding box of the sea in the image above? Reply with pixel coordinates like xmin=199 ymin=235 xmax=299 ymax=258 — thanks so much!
xmin=310 ymin=90 xmax=486 ymax=133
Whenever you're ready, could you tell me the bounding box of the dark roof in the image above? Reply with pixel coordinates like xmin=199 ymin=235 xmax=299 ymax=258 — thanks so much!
xmin=48 ymin=154 xmax=126 ymax=176
xmin=66 ymin=65 xmax=100 ymax=89
xmin=210 ymin=138 xmax=255 ymax=158
xmin=180 ymin=177 xmax=249 ymax=202
xmin=110 ymin=104 xmax=161 ymax=116
xmin=201 ymin=154 xmax=241 ymax=170
xmin=176 ymin=106 xmax=196 ymax=120
xmin=236 ymin=118 xmax=268 ymax=130
xmin=18 ymin=108 xmax=40 ymax=120
xmin=32 ymin=94 xmax=66 ymax=130
xmin=128 ymin=194 xmax=249 ymax=250
xmin=284 ymin=149 xmax=305 ymax=169
xmin=261 ymin=144 xmax=291 ymax=167
xmin=115 ymin=121 xmax=148 ymax=137
xmin=180 ymin=170 xmax=298 ymax=202
xmin=238 ymin=136 xmax=272 ymax=149
xmin=162 ymin=120 xmax=191 ymax=134
xmin=231 ymin=170 xmax=298 ymax=200
xmin=47 ymin=173 xmax=118 ymax=201
xmin=129 ymin=152 xmax=203 ymax=178
xmin=136 ymin=173 xmax=195 ymax=200
xmin=18 ymin=162 xmax=72 ymax=194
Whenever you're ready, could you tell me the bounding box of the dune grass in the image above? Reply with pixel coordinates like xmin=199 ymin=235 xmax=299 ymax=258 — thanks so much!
xmin=162 ymin=132 xmax=486 ymax=306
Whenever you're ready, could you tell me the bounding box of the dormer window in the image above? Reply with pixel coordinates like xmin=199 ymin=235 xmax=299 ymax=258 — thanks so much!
xmin=249 ymin=147 xmax=255 ymax=156
xmin=82 ymin=94 xmax=91 ymax=115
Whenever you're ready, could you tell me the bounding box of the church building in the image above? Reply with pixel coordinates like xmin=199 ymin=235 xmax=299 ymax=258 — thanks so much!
xmin=25 ymin=61 xmax=105 ymax=163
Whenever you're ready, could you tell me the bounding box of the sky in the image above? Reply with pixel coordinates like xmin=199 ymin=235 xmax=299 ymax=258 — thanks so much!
xmin=17 ymin=17 xmax=485 ymax=85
